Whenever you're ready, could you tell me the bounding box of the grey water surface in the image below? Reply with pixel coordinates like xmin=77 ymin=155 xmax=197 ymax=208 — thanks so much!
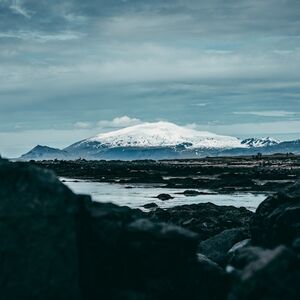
xmin=61 ymin=178 xmax=266 ymax=211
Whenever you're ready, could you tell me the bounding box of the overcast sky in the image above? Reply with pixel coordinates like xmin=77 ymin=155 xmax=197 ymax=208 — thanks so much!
xmin=1 ymin=0 xmax=300 ymax=157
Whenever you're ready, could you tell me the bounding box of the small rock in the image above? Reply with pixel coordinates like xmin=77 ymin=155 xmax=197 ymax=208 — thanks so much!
xmin=156 ymin=193 xmax=174 ymax=201
xmin=143 ymin=202 xmax=159 ymax=209
xmin=183 ymin=190 xmax=203 ymax=196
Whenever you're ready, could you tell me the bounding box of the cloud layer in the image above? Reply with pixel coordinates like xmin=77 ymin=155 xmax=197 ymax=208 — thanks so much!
xmin=0 ymin=0 xmax=300 ymax=157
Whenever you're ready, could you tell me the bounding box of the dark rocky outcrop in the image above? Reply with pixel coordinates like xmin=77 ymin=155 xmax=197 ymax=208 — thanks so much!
xmin=149 ymin=203 xmax=253 ymax=240
xmin=198 ymin=227 xmax=249 ymax=266
xmin=1 ymin=157 xmax=300 ymax=300
xmin=228 ymin=246 xmax=300 ymax=300
xmin=143 ymin=202 xmax=158 ymax=209
xmin=0 ymin=158 xmax=82 ymax=300
xmin=0 ymin=158 xmax=228 ymax=300
xmin=80 ymin=209 xmax=228 ymax=300
xmin=33 ymin=155 xmax=300 ymax=194
xmin=250 ymin=181 xmax=300 ymax=248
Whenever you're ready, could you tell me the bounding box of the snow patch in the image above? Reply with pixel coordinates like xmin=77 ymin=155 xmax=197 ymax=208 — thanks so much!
xmin=86 ymin=122 xmax=245 ymax=149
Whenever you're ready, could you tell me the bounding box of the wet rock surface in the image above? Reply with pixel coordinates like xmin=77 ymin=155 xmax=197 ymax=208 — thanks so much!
xmin=33 ymin=155 xmax=300 ymax=194
xmin=1 ymin=157 xmax=300 ymax=300
xmin=148 ymin=203 xmax=253 ymax=240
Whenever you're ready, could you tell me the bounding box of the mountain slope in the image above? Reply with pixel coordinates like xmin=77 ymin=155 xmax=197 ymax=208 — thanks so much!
xmin=19 ymin=122 xmax=300 ymax=160
xmin=21 ymin=145 xmax=69 ymax=160
xmin=241 ymin=137 xmax=279 ymax=148
xmin=70 ymin=122 xmax=244 ymax=150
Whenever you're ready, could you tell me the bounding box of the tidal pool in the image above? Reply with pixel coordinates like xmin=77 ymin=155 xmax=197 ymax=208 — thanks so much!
xmin=61 ymin=178 xmax=266 ymax=211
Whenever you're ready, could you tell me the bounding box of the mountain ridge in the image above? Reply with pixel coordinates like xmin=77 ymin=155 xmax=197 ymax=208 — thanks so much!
xmin=19 ymin=122 xmax=300 ymax=160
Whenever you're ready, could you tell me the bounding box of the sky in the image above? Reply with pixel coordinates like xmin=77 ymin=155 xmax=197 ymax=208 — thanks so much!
xmin=0 ymin=0 xmax=300 ymax=157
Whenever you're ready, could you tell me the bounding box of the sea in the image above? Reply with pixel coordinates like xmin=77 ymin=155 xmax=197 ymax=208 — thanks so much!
xmin=61 ymin=178 xmax=266 ymax=211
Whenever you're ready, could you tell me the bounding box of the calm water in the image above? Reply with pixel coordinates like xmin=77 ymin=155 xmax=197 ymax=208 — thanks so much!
xmin=61 ymin=178 xmax=266 ymax=211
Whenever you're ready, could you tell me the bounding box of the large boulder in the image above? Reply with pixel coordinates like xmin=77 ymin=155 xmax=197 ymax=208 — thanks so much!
xmin=79 ymin=203 xmax=229 ymax=300
xmin=149 ymin=203 xmax=253 ymax=240
xmin=198 ymin=228 xmax=249 ymax=266
xmin=228 ymin=246 xmax=300 ymax=300
xmin=250 ymin=181 xmax=300 ymax=248
xmin=0 ymin=158 xmax=83 ymax=300
xmin=0 ymin=159 xmax=229 ymax=300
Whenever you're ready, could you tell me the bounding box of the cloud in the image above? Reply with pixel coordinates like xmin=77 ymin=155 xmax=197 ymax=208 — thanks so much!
xmin=74 ymin=121 xmax=92 ymax=129
xmin=1 ymin=0 xmax=300 ymax=156
xmin=0 ymin=30 xmax=82 ymax=42
xmin=9 ymin=0 xmax=32 ymax=19
xmin=194 ymin=103 xmax=207 ymax=107
xmin=97 ymin=116 xmax=142 ymax=128
xmin=187 ymin=120 xmax=300 ymax=137
xmin=233 ymin=111 xmax=298 ymax=117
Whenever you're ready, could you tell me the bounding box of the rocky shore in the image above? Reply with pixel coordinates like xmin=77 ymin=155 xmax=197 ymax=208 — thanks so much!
xmin=0 ymin=157 xmax=299 ymax=299
xmin=33 ymin=154 xmax=300 ymax=194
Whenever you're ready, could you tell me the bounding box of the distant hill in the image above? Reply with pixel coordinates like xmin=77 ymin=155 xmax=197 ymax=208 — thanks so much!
xmin=21 ymin=145 xmax=69 ymax=160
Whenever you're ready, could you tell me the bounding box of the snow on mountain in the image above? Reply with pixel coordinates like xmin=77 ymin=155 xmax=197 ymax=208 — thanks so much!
xmin=82 ymin=122 xmax=245 ymax=149
xmin=241 ymin=137 xmax=279 ymax=148
xmin=19 ymin=123 xmax=299 ymax=160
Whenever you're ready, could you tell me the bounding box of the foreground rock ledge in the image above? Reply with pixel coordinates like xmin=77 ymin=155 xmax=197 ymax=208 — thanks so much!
xmin=0 ymin=159 xmax=228 ymax=300
xmin=0 ymin=158 xmax=299 ymax=300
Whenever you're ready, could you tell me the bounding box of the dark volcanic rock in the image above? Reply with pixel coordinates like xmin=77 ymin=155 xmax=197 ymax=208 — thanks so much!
xmin=156 ymin=193 xmax=174 ymax=201
xmin=198 ymin=228 xmax=249 ymax=266
xmin=181 ymin=190 xmax=212 ymax=196
xmin=149 ymin=203 xmax=253 ymax=240
xmin=143 ymin=202 xmax=159 ymax=209
xmin=80 ymin=203 xmax=229 ymax=300
xmin=0 ymin=158 xmax=229 ymax=300
xmin=228 ymin=246 xmax=300 ymax=300
xmin=250 ymin=181 xmax=300 ymax=248
xmin=0 ymin=158 xmax=82 ymax=300
xmin=292 ymin=238 xmax=300 ymax=253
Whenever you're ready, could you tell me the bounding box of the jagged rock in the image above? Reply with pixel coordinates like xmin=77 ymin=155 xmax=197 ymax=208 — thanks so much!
xmin=228 ymin=246 xmax=300 ymax=300
xmin=250 ymin=181 xmax=300 ymax=248
xmin=198 ymin=228 xmax=249 ymax=266
xmin=149 ymin=203 xmax=253 ymax=240
xmin=0 ymin=158 xmax=83 ymax=300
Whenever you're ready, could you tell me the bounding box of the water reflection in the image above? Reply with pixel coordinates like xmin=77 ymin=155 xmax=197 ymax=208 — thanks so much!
xmin=61 ymin=178 xmax=266 ymax=211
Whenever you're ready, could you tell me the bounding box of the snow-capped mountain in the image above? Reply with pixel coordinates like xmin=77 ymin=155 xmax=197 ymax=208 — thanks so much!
xmin=241 ymin=137 xmax=279 ymax=148
xmin=19 ymin=122 xmax=300 ymax=160
xmin=74 ymin=122 xmax=244 ymax=149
